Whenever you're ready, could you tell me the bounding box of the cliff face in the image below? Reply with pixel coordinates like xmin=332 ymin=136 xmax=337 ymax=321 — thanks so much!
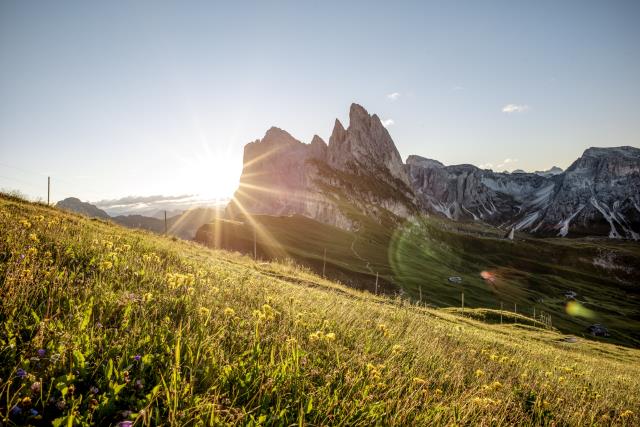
xmin=226 ymin=104 xmax=416 ymax=231
xmin=406 ymin=147 xmax=640 ymax=239
xmin=226 ymin=103 xmax=640 ymax=239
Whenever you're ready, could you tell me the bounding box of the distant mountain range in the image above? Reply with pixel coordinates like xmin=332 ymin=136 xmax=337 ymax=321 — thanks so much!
xmin=56 ymin=197 xmax=223 ymax=240
xmin=226 ymin=103 xmax=640 ymax=239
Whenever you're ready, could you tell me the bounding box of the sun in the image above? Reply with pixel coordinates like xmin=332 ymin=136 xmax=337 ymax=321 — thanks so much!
xmin=175 ymin=143 xmax=242 ymax=201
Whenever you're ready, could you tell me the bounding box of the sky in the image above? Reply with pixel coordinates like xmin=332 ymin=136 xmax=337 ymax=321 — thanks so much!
xmin=1 ymin=0 xmax=639 ymax=205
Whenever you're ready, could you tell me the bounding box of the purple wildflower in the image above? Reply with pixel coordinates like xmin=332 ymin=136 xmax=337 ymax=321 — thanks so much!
xmin=16 ymin=368 xmax=27 ymax=379
xmin=29 ymin=409 xmax=38 ymax=417
xmin=134 ymin=354 xmax=141 ymax=362
xmin=90 ymin=386 xmax=99 ymax=394
xmin=37 ymin=349 xmax=46 ymax=358
xmin=10 ymin=405 xmax=22 ymax=416
xmin=117 ymin=422 xmax=133 ymax=427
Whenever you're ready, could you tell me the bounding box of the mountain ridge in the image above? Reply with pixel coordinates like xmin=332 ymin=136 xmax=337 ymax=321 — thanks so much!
xmin=229 ymin=103 xmax=640 ymax=240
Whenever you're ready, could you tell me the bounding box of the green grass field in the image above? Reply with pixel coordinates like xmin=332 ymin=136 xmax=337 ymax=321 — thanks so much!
xmin=197 ymin=212 xmax=640 ymax=348
xmin=2 ymin=194 xmax=640 ymax=425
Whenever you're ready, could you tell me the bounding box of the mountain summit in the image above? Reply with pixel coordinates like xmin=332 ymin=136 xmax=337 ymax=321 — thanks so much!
xmin=228 ymin=105 xmax=640 ymax=239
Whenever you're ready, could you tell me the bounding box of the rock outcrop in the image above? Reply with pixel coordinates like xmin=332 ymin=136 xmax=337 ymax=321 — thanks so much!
xmin=226 ymin=104 xmax=416 ymax=231
xmin=407 ymin=146 xmax=640 ymax=239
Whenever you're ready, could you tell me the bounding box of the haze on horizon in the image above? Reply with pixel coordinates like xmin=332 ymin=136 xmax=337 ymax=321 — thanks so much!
xmin=1 ymin=0 xmax=639 ymax=204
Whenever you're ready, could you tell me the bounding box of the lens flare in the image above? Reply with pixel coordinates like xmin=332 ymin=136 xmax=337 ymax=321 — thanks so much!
xmin=565 ymin=301 xmax=595 ymax=319
xmin=480 ymin=271 xmax=496 ymax=283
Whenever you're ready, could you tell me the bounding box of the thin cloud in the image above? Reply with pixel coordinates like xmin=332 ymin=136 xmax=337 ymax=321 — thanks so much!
xmin=479 ymin=163 xmax=493 ymax=169
xmin=502 ymin=104 xmax=530 ymax=113
xmin=95 ymin=194 xmax=194 ymax=208
xmin=452 ymin=85 xmax=464 ymax=91
xmin=497 ymin=158 xmax=518 ymax=169
xmin=387 ymin=92 xmax=400 ymax=101
xmin=381 ymin=119 xmax=395 ymax=128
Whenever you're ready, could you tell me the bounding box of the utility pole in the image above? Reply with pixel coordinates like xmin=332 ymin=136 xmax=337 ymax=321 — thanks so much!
xmin=164 ymin=211 xmax=167 ymax=234
xmin=514 ymin=303 xmax=517 ymax=315
xmin=500 ymin=301 xmax=503 ymax=325
xmin=419 ymin=286 xmax=422 ymax=304
xmin=322 ymin=248 xmax=326 ymax=278
xmin=374 ymin=272 xmax=378 ymax=295
xmin=461 ymin=292 xmax=464 ymax=314
xmin=47 ymin=176 xmax=50 ymax=205
xmin=253 ymin=226 xmax=257 ymax=260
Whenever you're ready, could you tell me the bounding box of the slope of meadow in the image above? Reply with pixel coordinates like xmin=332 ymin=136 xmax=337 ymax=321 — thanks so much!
xmin=1 ymin=194 xmax=639 ymax=426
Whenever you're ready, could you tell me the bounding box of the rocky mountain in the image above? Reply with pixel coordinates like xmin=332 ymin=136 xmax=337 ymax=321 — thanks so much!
xmin=406 ymin=147 xmax=640 ymax=239
xmin=227 ymin=104 xmax=639 ymax=240
xmin=534 ymin=166 xmax=563 ymax=177
xmin=56 ymin=197 xmax=110 ymax=219
xmin=226 ymin=104 xmax=416 ymax=231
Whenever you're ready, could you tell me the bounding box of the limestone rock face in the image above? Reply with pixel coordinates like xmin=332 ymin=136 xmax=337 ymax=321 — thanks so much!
xmin=534 ymin=146 xmax=640 ymax=238
xmin=327 ymin=104 xmax=411 ymax=188
xmin=407 ymin=146 xmax=640 ymax=239
xmin=225 ymin=102 xmax=639 ymax=240
xmin=226 ymin=104 xmax=416 ymax=231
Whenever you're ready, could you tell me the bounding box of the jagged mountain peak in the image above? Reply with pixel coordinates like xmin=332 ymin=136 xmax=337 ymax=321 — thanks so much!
xmin=260 ymin=126 xmax=302 ymax=146
xmin=582 ymin=146 xmax=640 ymax=158
xmin=405 ymin=155 xmax=444 ymax=169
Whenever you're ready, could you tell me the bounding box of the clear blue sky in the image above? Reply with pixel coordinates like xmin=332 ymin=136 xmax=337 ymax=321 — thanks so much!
xmin=1 ymin=0 xmax=639 ymax=202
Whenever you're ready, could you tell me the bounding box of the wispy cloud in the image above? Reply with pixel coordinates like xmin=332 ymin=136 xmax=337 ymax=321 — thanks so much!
xmin=381 ymin=118 xmax=395 ymax=128
xmin=387 ymin=92 xmax=400 ymax=101
xmin=95 ymin=194 xmax=194 ymax=208
xmin=497 ymin=158 xmax=518 ymax=169
xmin=452 ymin=85 xmax=464 ymax=91
xmin=502 ymin=104 xmax=530 ymax=113
xmin=479 ymin=163 xmax=493 ymax=169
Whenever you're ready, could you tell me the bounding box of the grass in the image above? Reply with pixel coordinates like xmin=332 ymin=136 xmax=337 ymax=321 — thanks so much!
xmin=1 ymin=194 xmax=639 ymax=425
xmin=197 ymin=211 xmax=640 ymax=348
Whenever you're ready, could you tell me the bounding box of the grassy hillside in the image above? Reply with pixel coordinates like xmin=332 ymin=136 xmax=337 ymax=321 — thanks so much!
xmin=196 ymin=213 xmax=640 ymax=348
xmin=1 ymin=194 xmax=639 ymax=426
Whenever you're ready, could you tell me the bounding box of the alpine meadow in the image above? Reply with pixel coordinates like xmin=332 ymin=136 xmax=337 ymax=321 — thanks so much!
xmin=2 ymin=1 xmax=640 ymax=426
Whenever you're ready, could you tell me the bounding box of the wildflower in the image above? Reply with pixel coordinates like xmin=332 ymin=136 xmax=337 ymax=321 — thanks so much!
xmin=29 ymin=233 xmax=39 ymax=243
xmin=491 ymin=381 xmax=503 ymax=389
xmin=413 ymin=377 xmax=426 ymax=384
xmin=325 ymin=332 xmax=336 ymax=341
xmin=98 ymin=260 xmax=113 ymax=271
xmin=309 ymin=331 xmax=323 ymax=341
xmin=117 ymin=422 xmax=133 ymax=427
xmin=620 ymin=410 xmax=634 ymax=418
xmin=489 ymin=354 xmax=498 ymax=361
xmin=435 ymin=388 xmax=443 ymax=396
xmin=199 ymin=307 xmax=211 ymax=317
xmin=558 ymin=376 xmax=566 ymax=383
xmin=134 ymin=354 xmax=142 ymax=362
xmin=10 ymin=405 xmax=22 ymax=416
xmin=392 ymin=344 xmax=403 ymax=354
xmin=21 ymin=396 xmax=32 ymax=406
xmin=37 ymin=349 xmax=46 ymax=358
xmin=27 ymin=247 xmax=38 ymax=257
xmin=377 ymin=323 xmax=390 ymax=337
xmin=89 ymin=386 xmax=99 ymax=394
xmin=19 ymin=219 xmax=32 ymax=229
xmin=16 ymin=368 xmax=27 ymax=379
xmin=134 ymin=379 xmax=144 ymax=390
xmin=30 ymin=382 xmax=41 ymax=393
xmin=224 ymin=307 xmax=235 ymax=317
xmin=474 ymin=369 xmax=485 ymax=378
xmin=29 ymin=409 xmax=38 ymax=417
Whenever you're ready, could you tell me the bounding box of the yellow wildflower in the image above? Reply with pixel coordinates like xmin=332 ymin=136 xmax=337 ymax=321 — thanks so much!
xmin=475 ymin=369 xmax=485 ymax=378
xmin=224 ymin=307 xmax=235 ymax=317
xmin=325 ymin=332 xmax=336 ymax=341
